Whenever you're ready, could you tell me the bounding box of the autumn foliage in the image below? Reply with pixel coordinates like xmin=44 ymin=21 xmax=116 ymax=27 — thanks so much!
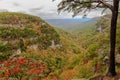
xmin=0 ymin=56 xmax=60 ymax=80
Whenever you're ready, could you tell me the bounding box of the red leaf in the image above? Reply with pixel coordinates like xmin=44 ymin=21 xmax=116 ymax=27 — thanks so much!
xmin=33 ymin=69 xmax=40 ymax=75
xmin=4 ymin=61 xmax=9 ymax=67
xmin=19 ymin=58 xmax=26 ymax=64
xmin=5 ymin=71 xmax=10 ymax=76
xmin=0 ymin=74 xmax=2 ymax=78
xmin=34 ymin=78 xmax=38 ymax=80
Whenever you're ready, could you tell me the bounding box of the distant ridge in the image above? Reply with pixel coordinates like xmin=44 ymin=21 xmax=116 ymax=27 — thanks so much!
xmin=45 ymin=18 xmax=91 ymax=28
xmin=45 ymin=17 xmax=99 ymax=33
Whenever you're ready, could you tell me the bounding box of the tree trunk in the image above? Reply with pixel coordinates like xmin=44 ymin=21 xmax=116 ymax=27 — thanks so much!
xmin=107 ymin=0 xmax=119 ymax=76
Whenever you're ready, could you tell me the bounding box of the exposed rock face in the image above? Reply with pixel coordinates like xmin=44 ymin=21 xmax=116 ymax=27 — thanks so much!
xmin=0 ymin=12 xmax=61 ymax=54
xmin=116 ymin=54 xmax=120 ymax=64
xmin=0 ymin=23 xmax=25 ymax=29
xmin=16 ymin=48 xmax=21 ymax=54
xmin=2 ymin=41 xmax=8 ymax=45
xmin=49 ymin=40 xmax=62 ymax=49
xmin=95 ymin=16 xmax=110 ymax=35
xmin=98 ymin=48 xmax=104 ymax=58
xmin=30 ymin=44 xmax=38 ymax=50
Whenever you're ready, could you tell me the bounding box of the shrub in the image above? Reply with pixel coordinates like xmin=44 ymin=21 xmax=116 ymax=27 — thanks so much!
xmin=0 ymin=57 xmax=51 ymax=79
xmin=0 ymin=51 xmax=11 ymax=61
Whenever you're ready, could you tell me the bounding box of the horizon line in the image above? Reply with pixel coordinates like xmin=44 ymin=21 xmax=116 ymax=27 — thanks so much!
xmin=44 ymin=18 xmax=93 ymax=20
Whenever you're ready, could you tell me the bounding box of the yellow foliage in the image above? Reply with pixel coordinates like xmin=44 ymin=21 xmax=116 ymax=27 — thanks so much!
xmin=59 ymin=68 xmax=79 ymax=79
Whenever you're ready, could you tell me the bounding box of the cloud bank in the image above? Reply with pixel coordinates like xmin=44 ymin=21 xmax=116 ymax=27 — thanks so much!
xmin=0 ymin=0 xmax=108 ymax=19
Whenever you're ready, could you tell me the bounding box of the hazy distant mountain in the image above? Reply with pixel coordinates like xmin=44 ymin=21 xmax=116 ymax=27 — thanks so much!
xmin=45 ymin=18 xmax=91 ymax=28
xmin=45 ymin=17 xmax=99 ymax=32
xmin=0 ymin=9 xmax=8 ymax=12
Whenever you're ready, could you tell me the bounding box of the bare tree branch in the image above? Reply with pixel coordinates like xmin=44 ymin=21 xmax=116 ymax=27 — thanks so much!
xmin=99 ymin=0 xmax=113 ymax=11
xmin=73 ymin=0 xmax=113 ymax=11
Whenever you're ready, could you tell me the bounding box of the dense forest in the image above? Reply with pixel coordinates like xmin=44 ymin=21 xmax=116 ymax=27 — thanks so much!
xmin=0 ymin=12 xmax=119 ymax=80
xmin=0 ymin=0 xmax=120 ymax=80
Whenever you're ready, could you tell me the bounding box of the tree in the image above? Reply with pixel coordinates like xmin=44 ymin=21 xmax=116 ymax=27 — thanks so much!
xmin=54 ymin=0 xmax=120 ymax=77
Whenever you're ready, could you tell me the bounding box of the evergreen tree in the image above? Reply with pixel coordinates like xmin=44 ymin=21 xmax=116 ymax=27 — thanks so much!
xmin=55 ymin=0 xmax=120 ymax=76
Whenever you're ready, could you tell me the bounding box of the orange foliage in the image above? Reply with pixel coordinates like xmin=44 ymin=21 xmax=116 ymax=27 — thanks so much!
xmin=60 ymin=68 xmax=78 ymax=79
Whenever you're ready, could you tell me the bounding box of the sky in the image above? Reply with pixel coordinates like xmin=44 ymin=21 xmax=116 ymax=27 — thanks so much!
xmin=0 ymin=0 xmax=110 ymax=19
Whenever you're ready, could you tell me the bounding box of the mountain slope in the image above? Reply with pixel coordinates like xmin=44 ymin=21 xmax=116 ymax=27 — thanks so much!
xmin=0 ymin=12 xmax=85 ymax=80
xmin=46 ymin=17 xmax=99 ymax=33
xmin=1 ymin=12 xmax=120 ymax=79
xmin=60 ymin=14 xmax=120 ymax=79
xmin=0 ymin=12 xmax=61 ymax=61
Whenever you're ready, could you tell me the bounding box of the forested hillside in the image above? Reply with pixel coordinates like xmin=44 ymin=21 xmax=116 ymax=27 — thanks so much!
xmin=53 ymin=13 xmax=120 ymax=79
xmin=0 ymin=12 xmax=84 ymax=79
xmin=0 ymin=12 xmax=120 ymax=79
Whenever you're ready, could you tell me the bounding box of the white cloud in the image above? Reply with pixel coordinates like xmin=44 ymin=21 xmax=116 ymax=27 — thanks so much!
xmin=0 ymin=0 xmax=105 ymax=19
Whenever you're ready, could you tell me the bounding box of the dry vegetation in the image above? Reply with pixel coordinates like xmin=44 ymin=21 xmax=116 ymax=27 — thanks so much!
xmin=0 ymin=12 xmax=120 ymax=80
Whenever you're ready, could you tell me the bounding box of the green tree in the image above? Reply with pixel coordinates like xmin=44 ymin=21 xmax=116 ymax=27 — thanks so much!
xmin=54 ymin=0 xmax=120 ymax=76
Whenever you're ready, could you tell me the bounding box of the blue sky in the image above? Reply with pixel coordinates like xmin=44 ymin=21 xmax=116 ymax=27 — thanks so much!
xmin=0 ymin=0 xmax=109 ymax=19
